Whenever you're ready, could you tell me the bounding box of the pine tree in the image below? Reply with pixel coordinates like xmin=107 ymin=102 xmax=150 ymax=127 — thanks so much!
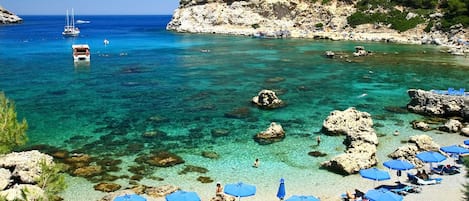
xmin=0 ymin=92 xmax=28 ymax=154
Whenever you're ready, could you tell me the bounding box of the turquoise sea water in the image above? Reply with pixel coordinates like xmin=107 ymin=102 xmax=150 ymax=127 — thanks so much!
xmin=1 ymin=15 xmax=469 ymax=200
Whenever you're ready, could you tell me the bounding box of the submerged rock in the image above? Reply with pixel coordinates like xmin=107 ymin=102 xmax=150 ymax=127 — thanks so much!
xmin=94 ymin=182 xmax=121 ymax=192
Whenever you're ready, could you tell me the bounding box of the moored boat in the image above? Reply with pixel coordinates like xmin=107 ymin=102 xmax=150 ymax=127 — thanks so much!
xmin=62 ymin=9 xmax=80 ymax=37
xmin=72 ymin=44 xmax=90 ymax=63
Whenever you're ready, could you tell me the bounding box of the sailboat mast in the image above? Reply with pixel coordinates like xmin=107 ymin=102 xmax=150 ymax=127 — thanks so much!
xmin=66 ymin=9 xmax=69 ymax=27
xmin=71 ymin=8 xmax=75 ymax=28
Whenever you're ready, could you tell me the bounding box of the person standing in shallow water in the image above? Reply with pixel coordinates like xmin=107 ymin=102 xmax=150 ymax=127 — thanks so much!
xmin=253 ymin=158 xmax=259 ymax=168
xmin=316 ymin=135 xmax=321 ymax=145
xmin=216 ymin=182 xmax=223 ymax=196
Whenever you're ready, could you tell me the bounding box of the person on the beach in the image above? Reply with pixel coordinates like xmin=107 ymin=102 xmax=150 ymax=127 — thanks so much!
xmin=316 ymin=135 xmax=321 ymax=145
xmin=216 ymin=182 xmax=223 ymax=196
xmin=346 ymin=191 xmax=355 ymax=201
xmin=393 ymin=130 xmax=399 ymax=136
xmin=253 ymin=158 xmax=259 ymax=168
xmin=421 ymin=170 xmax=429 ymax=180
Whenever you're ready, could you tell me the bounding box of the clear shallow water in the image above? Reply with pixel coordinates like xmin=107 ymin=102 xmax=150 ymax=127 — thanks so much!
xmin=1 ymin=15 xmax=468 ymax=200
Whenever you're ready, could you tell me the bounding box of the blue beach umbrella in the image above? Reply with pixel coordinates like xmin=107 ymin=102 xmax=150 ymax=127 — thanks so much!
xmin=277 ymin=178 xmax=286 ymax=200
xmin=416 ymin=151 xmax=446 ymax=163
xmin=114 ymin=194 xmax=147 ymax=201
xmin=359 ymin=168 xmax=391 ymax=181
xmin=417 ymin=151 xmax=447 ymax=170
xmin=165 ymin=190 xmax=201 ymax=201
xmin=383 ymin=159 xmax=414 ymax=181
xmin=383 ymin=159 xmax=414 ymax=171
xmin=285 ymin=195 xmax=320 ymax=201
xmin=359 ymin=167 xmax=390 ymax=187
xmin=365 ymin=189 xmax=403 ymax=201
xmin=464 ymin=140 xmax=469 ymax=146
xmin=440 ymin=145 xmax=469 ymax=155
xmin=224 ymin=182 xmax=256 ymax=200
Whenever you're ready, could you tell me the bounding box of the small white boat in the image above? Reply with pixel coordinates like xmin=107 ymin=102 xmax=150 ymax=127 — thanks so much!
xmin=72 ymin=44 xmax=90 ymax=62
xmin=76 ymin=20 xmax=90 ymax=24
xmin=62 ymin=9 xmax=80 ymax=37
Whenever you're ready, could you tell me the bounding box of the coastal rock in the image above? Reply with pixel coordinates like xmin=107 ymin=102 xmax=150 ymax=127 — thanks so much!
xmin=0 ymin=150 xmax=53 ymax=183
xmin=144 ymin=151 xmax=185 ymax=167
xmin=462 ymin=126 xmax=469 ymax=136
xmin=0 ymin=184 xmax=44 ymax=201
xmin=168 ymin=0 xmax=469 ymax=50
xmin=352 ymin=46 xmax=369 ymax=57
xmin=388 ymin=134 xmax=440 ymax=168
xmin=407 ymin=89 xmax=469 ymax=121
xmin=322 ymin=107 xmax=374 ymax=136
xmin=412 ymin=121 xmax=432 ymax=131
xmin=72 ymin=165 xmax=103 ymax=177
xmin=251 ymin=89 xmax=284 ymax=109
xmin=321 ymin=107 xmax=378 ymax=174
xmin=0 ymin=168 xmax=11 ymax=191
xmin=0 ymin=6 xmax=22 ymax=24
xmin=145 ymin=185 xmax=179 ymax=197
xmin=321 ymin=143 xmax=377 ymax=175
xmin=94 ymin=182 xmax=121 ymax=192
xmin=439 ymin=119 xmax=463 ymax=133
xmin=408 ymin=135 xmax=440 ymax=151
xmin=254 ymin=122 xmax=285 ymax=144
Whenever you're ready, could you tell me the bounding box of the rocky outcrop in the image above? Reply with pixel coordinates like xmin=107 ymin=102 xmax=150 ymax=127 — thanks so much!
xmin=167 ymin=0 xmax=469 ymax=54
xmin=321 ymin=107 xmax=378 ymax=175
xmin=407 ymin=89 xmax=469 ymax=121
xmin=254 ymin=122 xmax=285 ymax=144
xmin=0 ymin=151 xmax=55 ymax=200
xmin=168 ymin=0 xmax=351 ymax=38
xmin=388 ymin=135 xmax=440 ymax=168
xmin=0 ymin=6 xmax=22 ymax=24
xmin=0 ymin=150 xmax=53 ymax=183
xmin=439 ymin=119 xmax=463 ymax=133
xmin=252 ymin=89 xmax=284 ymax=109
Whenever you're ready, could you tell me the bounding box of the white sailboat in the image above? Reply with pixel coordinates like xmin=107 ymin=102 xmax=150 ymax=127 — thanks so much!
xmin=62 ymin=9 xmax=80 ymax=37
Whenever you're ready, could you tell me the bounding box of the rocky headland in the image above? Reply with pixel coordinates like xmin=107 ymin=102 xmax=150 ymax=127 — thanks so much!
xmin=167 ymin=0 xmax=468 ymax=55
xmin=0 ymin=6 xmax=22 ymax=24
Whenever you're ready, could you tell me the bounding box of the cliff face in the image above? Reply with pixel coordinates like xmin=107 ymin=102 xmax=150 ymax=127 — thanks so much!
xmin=167 ymin=0 xmax=469 ymax=51
xmin=167 ymin=0 xmax=355 ymax=38
xmin=0 ymin=6 xmax=22 ymax=24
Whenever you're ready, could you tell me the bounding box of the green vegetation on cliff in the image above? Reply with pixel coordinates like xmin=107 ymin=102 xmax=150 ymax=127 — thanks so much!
xmin=0 ymin=92 xmax=28 ymax=154
xmin=347 ymin=0 xmax=469 ymax=32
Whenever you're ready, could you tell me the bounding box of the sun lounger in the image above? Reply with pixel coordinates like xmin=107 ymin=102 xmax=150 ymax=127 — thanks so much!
xmin=376 ymin=183 xmax=421 ymax=195
xmin=407 ymin=173 xmax=442 ymax=185
xmin=431 ymin=165 xmax=460 ymax=175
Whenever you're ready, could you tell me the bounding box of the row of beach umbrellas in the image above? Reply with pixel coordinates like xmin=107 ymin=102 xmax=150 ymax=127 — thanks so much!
xmin=112 ymin=180 xmax=318 ymax=201
xmin=112 ymin=144 xmax=469 ymax=201
xmin=358 ymin=143 xmax=469 ymax=201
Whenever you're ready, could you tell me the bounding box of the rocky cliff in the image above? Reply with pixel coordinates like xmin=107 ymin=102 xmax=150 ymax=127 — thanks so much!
xmin=167 ymin=0 xmax=353 ymax=38
xmin=167 ymin=0 xmax=468 ymax=54
xmin=0 ymin=6 xmax=22 ymax=24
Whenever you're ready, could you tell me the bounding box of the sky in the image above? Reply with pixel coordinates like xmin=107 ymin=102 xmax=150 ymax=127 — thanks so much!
xmin=0 ymin=0 xmax=180 ymax=15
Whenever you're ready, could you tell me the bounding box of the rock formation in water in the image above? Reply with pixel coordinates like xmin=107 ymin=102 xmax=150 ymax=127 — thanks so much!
xmin=407 ymin=89 xmax=469 ymax=121
xmin=0 ymin=6 xmax=22 ymax=24
xmin=320 ymin=107 xmax=378 ymax=175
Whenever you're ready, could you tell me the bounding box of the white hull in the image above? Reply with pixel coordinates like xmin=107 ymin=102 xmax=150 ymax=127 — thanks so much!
xmin=63 ymin=9 xmax=79 ymax=37
xmin=72 ymin=44 xmax=90 ymax=63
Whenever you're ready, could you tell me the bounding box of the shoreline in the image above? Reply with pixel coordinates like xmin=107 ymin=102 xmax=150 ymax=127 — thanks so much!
xmin=61 ymin=130 xmax=469 ymax=201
